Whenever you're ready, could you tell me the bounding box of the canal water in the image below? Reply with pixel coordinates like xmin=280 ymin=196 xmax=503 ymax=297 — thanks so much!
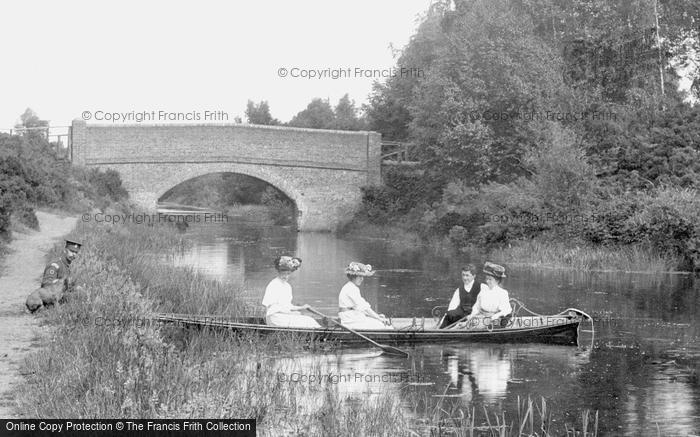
xmin=172 ymin=218 xmax=699 ymax=436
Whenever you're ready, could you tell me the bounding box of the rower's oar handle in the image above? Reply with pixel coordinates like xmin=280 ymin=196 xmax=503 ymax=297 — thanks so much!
xmin=306 ymin=307 xmax=409 ymax=357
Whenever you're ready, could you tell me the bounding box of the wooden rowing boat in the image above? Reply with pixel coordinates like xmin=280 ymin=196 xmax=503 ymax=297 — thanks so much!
xmin=155 ymin=311 xmax=587 ymax=346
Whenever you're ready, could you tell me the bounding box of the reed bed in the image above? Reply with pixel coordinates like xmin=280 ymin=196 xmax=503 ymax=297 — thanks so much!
xmin=487 ymin=240 xmax=675 ymax=274
xmin=340 ymin=221 xmax=679 ymax=274
xmin=15 ymin=218 xmax=602 ymax=435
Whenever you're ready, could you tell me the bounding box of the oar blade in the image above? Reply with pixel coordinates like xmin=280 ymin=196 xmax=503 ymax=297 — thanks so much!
xmin=307 ymin=306 xmax=409 ymax=357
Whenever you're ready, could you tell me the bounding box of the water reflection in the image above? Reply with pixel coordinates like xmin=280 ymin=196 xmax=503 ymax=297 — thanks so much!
xmin=442 ymin=347 xmax=511 ymax=402
xmin=172 ymin=220 xmax=700 ymax=435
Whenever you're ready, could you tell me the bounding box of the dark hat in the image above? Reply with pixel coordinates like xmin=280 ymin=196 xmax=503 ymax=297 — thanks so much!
xmin=65 ymin=240 xmax=82 ymax=252
xmin=483 ymin=262 xmax=506 ymax=279
xmin=274 ymin=255 xmax=302 ymax=272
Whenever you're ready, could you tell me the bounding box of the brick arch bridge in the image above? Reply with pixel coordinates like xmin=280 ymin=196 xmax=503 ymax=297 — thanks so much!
xmin=70 ymin=120 xmax=381 ymax=231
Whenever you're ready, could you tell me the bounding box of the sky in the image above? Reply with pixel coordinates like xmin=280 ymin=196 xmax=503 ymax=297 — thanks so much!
xmin=0 ymin=0 xmax=434 ymax=129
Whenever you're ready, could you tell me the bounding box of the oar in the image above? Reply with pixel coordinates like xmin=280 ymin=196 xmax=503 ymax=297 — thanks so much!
xmin=445 ymin=314 xmax=473 ymax=330
xmin=306 ymin=307 xmax=409 ymax=357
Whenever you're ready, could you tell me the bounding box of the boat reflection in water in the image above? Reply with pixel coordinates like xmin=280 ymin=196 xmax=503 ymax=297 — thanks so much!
xmin=443 ymin=347 xmax=511 ymax=403
xmin=261 ymin=342 xmax=593 ymax=424
xmin=430 ymin=344 xmax=592 ymax=412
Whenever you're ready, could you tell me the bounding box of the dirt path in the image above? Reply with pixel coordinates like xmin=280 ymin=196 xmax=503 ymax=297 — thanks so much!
xmin=0 ymin=211 xmax=76 ymax=417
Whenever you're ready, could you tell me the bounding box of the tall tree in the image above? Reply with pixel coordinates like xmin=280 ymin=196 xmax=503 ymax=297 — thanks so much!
xmin=287 ymin=98 xmax=335 ymax=129
xmin=331 ymin=94 xmax=366 ymax=130
xmin=14 ymin=108 xmax=49 ymax=141
xmin=409 ymin=0 xmax=566 ymax=184
xmin=245 ymin=100 xmax=280 ymax=125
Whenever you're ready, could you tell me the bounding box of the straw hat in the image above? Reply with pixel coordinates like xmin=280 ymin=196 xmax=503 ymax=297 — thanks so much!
xmin=345 ymin=262 xmax=375 ymax=277
xmin=274 ymin=255 xmax=302 ymax=272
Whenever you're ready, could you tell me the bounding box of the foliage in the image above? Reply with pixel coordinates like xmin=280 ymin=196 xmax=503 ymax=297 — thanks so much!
xmin=245 ymin=100 xmax=280 ymax=125
xmin=14 ymin=107 xmax=49 ymax=142
xmin=0 ymin=119 xmax=130 ymax=239
xmin=582 ymin=187 xmax=700 ymax=269
xmin=424 ymin=125 xmax=598 ymax=245
xmin=359 ymin=167 xmax=443 ymax=225
xmin=330 ymin=94 xmax=367 ymax=131
xmin=86 ymin=168 xmax=129 ymax=203
xmin=287 ymin=98 xmax=336 ymax=129
xmin=287 ymin=95 xmax=367 ymax=131
xmin=610 ymin=104 xmax=700 ymax=189
xmin=352 ymin=0 xmax=700 ymax=270
xmin=368 ymin=0 xmax=569 ymax=184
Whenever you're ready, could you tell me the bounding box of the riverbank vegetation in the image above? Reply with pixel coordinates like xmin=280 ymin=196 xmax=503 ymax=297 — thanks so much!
xmin=0 ymin=113 xmax=129 ymax=253
xmin=16 ymin=217 xmax=601 ymax=435
xmin=345 ymin=0 xmax=700 ymax=272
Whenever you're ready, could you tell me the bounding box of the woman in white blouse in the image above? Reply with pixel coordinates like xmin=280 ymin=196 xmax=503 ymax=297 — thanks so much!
xmin=467 ymin=262 xmax=512 ymax=328
xmin=338 ymin=262 xmax=393 ymax=330
xmin=261 ymin=256 xmax=320 ymax=328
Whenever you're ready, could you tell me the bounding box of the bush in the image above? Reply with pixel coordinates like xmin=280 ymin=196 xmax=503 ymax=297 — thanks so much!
xmin=583 ymin=187 xmax=700 ymax=270
xmin=16 ymin=206 xmax=39 ymax=229
xmin=631 ymin=187 xmax=700 ymax=269
xmin=359 ymin=167 xmax=444 ymax=225
xmin=582 ymin=194 xmax=644 ymax=245
xmin=422 ymin=125 xmax=599 ymax=246
xmin=0 ymin=132 xmax=132 ymax=237
xmin=87 ymin=168 xmax=129 ymax=202
xmin=358 ymin=185 xmax=402 ymax=224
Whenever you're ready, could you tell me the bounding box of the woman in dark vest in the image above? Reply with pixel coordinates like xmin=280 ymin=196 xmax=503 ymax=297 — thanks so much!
xmin=439 ymin=264 xmax=480 ymax=328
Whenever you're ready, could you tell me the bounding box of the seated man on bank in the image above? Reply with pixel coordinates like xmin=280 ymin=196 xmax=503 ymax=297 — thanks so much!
xmin=439 ymin=264 xmax=479 ymax=329
xmin=26 ymin=239 xmax=82 ymax=313
xmin=456 ymin=262 xmax=512 ymax=329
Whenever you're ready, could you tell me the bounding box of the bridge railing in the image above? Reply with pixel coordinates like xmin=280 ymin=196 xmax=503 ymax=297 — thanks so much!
xmin=381 ymin=141 xmax=419 ymax=165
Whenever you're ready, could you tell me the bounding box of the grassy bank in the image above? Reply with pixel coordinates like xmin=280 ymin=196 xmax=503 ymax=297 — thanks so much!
xmin=340 ymin=218 xmax=680 ymax=274
xmin=487 ymin=240 xmax=678 ymax=274
xmin=16 ymin=218 xmax=405 ymax=433
xmin=16 ymin=215 xmax=602 ymax=435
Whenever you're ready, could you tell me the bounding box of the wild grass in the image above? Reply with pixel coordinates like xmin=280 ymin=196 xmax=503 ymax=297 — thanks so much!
xmin=489 ymin=239 xmax=678 ymax=274
xmin=14 ymin=219 xmax=407 ymax=433
xmin=409 ymin=394 xmax=598 ymax=436
xmin=341 ymin=218 xmax=678 ymax=273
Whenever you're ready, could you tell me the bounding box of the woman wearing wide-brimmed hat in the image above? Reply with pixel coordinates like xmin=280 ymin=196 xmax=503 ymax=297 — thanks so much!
xmin=338 ymin=262 xmax=393 ymax=330
xmin=261 ymin=256 xmax=320 ymax=328
xmin=467 ymin=262 xmax=512 ymax=328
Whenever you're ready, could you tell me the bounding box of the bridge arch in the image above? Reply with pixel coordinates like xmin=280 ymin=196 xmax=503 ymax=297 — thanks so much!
xmin=71 ymin=120 xmax=382 ymax=231
xmin=154 ymin=167 xmax=302 ymax=224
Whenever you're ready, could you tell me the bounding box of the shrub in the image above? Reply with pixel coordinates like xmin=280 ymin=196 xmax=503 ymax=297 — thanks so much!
xmin=582 ymin=194 xmax=644 ymax=245
xmin=358 ymin=167 xmax=444 ymax=225
xmin=87 ymin=168 xmax=129 ymax=202
xmin=16 ymin=206 xmax=39 ymax=230
xmin=631 ymin=187 xmax=700 ymax=269
xmin=583 ymin=187 xmax=700 ymax=270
